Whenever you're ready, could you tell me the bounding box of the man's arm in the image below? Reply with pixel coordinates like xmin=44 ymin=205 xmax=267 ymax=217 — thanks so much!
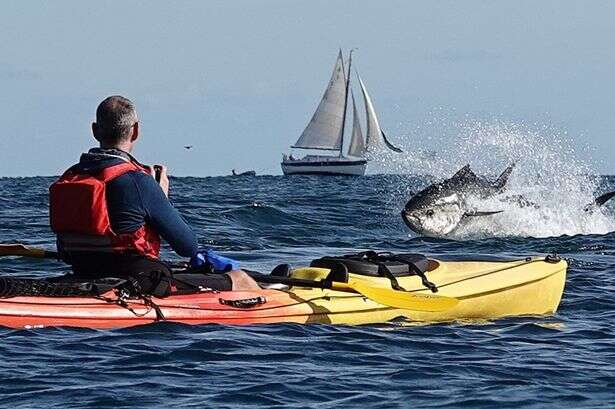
xmin=132 ymin=172 xmax=198 ymax=257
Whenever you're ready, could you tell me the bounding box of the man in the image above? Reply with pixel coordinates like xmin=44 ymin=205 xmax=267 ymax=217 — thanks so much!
xmin=49 ymin=95 xmax=259 ymax=292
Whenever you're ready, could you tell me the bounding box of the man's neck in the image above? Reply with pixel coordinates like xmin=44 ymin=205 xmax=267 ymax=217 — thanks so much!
xmin=90 ymin=146 xmax=143 ymax=166
xmin=100 ymin=142 xmax=132 ymax=152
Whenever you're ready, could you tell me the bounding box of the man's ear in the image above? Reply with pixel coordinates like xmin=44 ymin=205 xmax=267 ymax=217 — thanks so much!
xmin=131 ymin=122 xmax=139 ymax=142
xmin=92 ymin=122 xmax=101 ymax=143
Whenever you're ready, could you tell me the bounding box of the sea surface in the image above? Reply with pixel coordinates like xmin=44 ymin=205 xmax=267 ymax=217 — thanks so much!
xmin=0 ymin=174 xmax=614 ymax=408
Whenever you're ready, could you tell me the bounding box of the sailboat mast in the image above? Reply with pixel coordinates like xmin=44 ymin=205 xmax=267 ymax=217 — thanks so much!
xmin=338 ymin=49 xmax=354 ymax=158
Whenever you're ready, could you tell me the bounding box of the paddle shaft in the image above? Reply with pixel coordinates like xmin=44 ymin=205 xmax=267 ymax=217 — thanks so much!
xmin=245 ymin=271 xmax=458 ymax=311
xmin=245 ymin=271 xmax=334 ymax=289
xmin=0 ymin=244 xmax=412 ymax=291
xmin=0 ymin=244 xmax=410 ymax=293
xmin=0 ymin=245 xmax=330 ymax=287
xmin=0 ymin=244 xmax=186 ymax=268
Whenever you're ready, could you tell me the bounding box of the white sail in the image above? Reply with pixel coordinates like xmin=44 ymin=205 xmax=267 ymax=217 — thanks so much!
xmin=347 ymin=92 xmax=365 ymax=157
xmin=357 ymin=73 xmax=402 ymax=153
xmin=292 ymin=51 xmax=347 ymax=150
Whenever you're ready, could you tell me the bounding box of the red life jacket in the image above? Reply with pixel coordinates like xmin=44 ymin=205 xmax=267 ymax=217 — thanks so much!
xmin=49 ymin=161 xmax=161 ymax=259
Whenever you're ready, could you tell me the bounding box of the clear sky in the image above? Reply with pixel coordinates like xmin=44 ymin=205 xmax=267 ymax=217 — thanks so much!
xmin=1 ymin=1 xmax=614 ymax=176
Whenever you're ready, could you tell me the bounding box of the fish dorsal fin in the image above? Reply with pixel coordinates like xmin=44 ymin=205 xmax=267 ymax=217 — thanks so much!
xmin=494 ymin=163 xmax=516 ymax=189
xmin=451 ymin=164 xmax=476 ymax=181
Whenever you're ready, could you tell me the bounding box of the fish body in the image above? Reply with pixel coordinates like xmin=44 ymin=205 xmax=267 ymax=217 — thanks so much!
xmin=401 ymin=164 xmax=514 ymax=237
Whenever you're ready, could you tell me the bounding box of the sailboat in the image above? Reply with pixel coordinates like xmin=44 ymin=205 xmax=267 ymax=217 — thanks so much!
xmin=281 ymin=50 xmax=401 ymax=176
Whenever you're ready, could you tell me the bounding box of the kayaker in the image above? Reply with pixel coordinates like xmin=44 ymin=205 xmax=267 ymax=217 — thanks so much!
xmin=49 ymin=95 xmax=259 ymax=291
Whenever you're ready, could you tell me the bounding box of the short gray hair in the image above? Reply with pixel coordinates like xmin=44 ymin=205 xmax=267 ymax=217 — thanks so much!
xmin=95 ymin=95 xmax=138 ymax=143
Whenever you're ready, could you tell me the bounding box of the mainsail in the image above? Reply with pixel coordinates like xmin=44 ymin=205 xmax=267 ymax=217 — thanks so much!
xmin=357 ymin=74 xmax=403 ymax=153
xmin=292 ymin=51 xmax=347 ymax=150
xmin=347 ymin=92 xmax=365 ymax=157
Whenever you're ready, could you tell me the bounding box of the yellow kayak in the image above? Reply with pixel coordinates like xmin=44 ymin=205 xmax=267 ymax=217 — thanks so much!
xmin=287 ymin=256 xmax=567 ymax=325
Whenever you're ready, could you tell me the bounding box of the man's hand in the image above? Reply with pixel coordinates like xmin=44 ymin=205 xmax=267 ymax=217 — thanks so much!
xmin=190 ymin=249 xmax=241 ymax=272
xmin=151 ymin=164 xmax=169 ymax=197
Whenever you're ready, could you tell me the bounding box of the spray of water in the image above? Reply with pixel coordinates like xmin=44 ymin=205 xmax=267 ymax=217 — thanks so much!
xmin=373 ymin=117 xmax=615 ymax=238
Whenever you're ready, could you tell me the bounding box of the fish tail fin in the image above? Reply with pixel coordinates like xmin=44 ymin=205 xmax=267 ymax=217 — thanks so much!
xmin=584 ymin=190 xmax=615 ymax=211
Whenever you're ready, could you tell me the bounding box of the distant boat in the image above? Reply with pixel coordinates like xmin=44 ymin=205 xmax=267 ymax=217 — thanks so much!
xmin=232 ymin=169 xmax=256 ymax=177
xmin=281 ymin=50 xmax=402 ymax=176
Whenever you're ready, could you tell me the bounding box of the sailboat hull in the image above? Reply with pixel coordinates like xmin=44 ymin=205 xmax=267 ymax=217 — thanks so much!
xmin=281 ymin=156 xmax=367 ymax=176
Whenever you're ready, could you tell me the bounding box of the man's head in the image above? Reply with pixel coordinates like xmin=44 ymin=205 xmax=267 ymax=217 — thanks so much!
xmin=92 ymin=96 xmax=139 ymax=150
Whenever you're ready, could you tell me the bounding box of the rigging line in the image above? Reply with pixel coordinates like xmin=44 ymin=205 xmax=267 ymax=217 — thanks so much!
xmin=402 ymin=258 xmax=544 ymax=293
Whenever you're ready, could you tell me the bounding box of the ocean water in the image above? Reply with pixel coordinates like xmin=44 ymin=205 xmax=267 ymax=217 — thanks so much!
xmin=0 ymin=173 xmax=614 ymax=408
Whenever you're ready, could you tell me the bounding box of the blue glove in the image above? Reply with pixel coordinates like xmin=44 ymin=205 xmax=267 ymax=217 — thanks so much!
xmin=190 ymin=249 xmax=240 ymax=273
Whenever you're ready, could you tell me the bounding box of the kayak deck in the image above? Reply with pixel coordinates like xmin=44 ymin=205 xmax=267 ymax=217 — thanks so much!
xmin=0 ymin=257 xmax=567 ymax=329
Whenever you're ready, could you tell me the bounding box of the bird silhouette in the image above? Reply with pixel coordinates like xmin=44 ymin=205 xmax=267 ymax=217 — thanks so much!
xmin=184 ymin=145 xmax=193 ymax=150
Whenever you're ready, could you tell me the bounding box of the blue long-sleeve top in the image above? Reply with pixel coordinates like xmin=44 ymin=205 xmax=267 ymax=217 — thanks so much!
xmin=67 ymin=148 xmax=198 ymax=257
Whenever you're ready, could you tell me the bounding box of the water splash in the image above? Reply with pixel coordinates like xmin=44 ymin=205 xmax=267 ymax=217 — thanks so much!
xmin=379 ymin=118 xmax=615 ymax=238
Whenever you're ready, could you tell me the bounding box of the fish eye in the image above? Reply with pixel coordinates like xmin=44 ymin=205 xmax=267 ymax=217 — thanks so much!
xmin=425 ymin=209 xmax=435 ymax=217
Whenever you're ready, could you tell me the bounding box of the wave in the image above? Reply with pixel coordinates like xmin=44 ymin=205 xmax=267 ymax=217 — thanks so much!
xmin=220 ymin=202 xmax=312 ymax=227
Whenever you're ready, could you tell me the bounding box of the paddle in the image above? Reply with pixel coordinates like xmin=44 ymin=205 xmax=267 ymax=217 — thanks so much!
xmin=243 ymin=271 xmax=458 ymax=312
xmin=0 ymin=244 xmax=459 ymax=312
xmin=0 ymin=244 xmax=58 ymax=259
